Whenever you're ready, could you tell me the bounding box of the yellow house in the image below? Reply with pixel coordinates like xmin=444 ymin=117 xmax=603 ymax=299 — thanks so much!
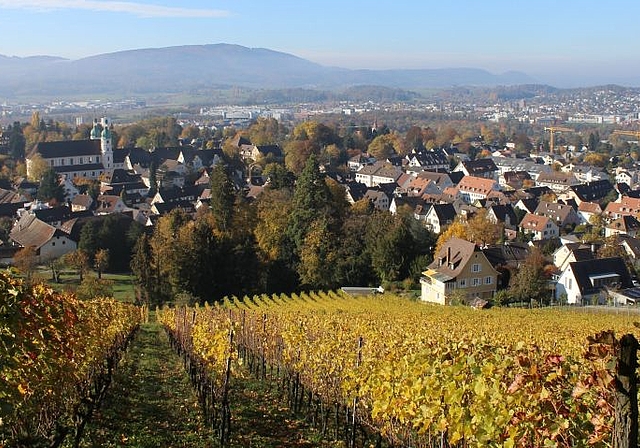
xmin=420 ymin=237 xmax=499 ymax=305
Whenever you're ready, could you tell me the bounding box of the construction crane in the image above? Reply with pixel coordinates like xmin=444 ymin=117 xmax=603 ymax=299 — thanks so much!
xmin=612 ymin=130 xmax=640 ymax=141
xmin=544 ymin=126 xmax=574 ymax=153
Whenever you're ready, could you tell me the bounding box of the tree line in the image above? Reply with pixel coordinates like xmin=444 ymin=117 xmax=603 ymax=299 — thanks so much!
xmin=131 ymin=157 xmax=436 ymax=306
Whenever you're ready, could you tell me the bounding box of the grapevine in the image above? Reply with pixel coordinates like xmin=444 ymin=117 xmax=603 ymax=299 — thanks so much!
xmin=0 ymin=270 xmax=142 ymax=447
xmin=165 ymin=291 xmax=640 ymax=447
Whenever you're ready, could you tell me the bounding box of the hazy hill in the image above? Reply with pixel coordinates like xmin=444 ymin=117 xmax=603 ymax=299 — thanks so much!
xmin=0 ymin=43 xmax=535 ymax=98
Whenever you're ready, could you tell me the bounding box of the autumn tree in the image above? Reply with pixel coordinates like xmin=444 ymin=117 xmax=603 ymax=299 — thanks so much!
xmin=64 ymin=250 xmax=90 ymax=281
xmin=13 ymin=246 xmax=37 ymax=282
xmin=247 ymin=117 xmax=287 ymax=146
xmin=94 ymin=248 xmax=109 ymax=279
xmin=434 ymin=218 xmax=469 ymax=255
xmin=466 ymin=208 xmax=503 ymax=246
xmin=298 ymin=218 xmax=339 ymax=289
xmin=367 ymin=133 xmax=401 ymax=160
xmin=26 ymin=154 xmax=48 ymax=182
xmin=284 ymin=121 xmax=340 ymax=173
xmin=509 ymin=248 xmax=550 ymax=305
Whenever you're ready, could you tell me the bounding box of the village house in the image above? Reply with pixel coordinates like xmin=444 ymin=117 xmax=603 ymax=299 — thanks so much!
xmin=453 ymin=158 xmax=499 ymax=180
xmin=534 ymin=201 xmax=581 ymax=229
xmin=70 ymin=194 xmax=94 ymax=213
xmin=519 ymin=213 xmax=559 ymax=241
xmin=389 ymin=196 xmax=431 ymax=221
xmin=9 ymin=213 xmax=76 ymax=262
xmin=604 ymin=196 xmax=640 ymax=221
xmin=499 ymin=170 xmax=532 ymax=190
xmin=423 ymin=203 xmax=457 ymax=234
xmin=577 ymin=201 xmax=603 ymax=225
xmin=605 ymin=215 xmax=640 ymax=238
xmin=347 ymin=153 xmax=375 ymax=171
xmin=560 ymin=163 xmax=606 ymax=183
xmin=456 ymin=176 xmax=501 ymax=204
xmin=94 ymin=195 xmax=128 ymax=215
xmin=562 ymin=179 xmax=614 ymax=205
xmin=404 ymin=176 xmax=441 ymax=197
xmin=486 ymin=204 xmax=519 ymax=229
xmin=420 ymin=237 xmax=498 ymax=305
xmin=363 ymin=188 xmax=391 ymax=211
xmin=535 ymin=171 xmax=580 ymax=194
xmin=554 ymin=257 xmax=633 ymax=305
xmin=355 ymin=161 xmax=403 ymax=187
xmin=552 ymin=243 xmax=597 ymax=272
xmin=615 ymin=167 xmax=638 ymax=189
xmin=414 ymin=171 xmax=455 ymax=191
xmin=404 ymin=148 xmax=449 ymax=172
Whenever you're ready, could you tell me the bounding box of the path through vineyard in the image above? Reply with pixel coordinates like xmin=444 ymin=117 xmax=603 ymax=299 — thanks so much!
xmin=82 ymin=315 xmax=338 ymax=447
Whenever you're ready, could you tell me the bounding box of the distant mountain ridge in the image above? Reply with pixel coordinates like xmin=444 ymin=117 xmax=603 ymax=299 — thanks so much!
xmin=0 ymin=43 xmax=536 ymax=98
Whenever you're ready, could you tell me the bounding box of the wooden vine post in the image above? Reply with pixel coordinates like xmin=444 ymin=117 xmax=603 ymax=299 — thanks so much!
xmin=350 ymin=336 xmax=364 ymax=448
xmin=614 ymin=333 xmax=638 ymax=448
xmin=219 ymin=324 xmax=234 ymax=446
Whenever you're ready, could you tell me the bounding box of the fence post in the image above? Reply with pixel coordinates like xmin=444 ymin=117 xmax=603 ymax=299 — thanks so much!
xmin=614 ymin=333 xmax=638 ymax=448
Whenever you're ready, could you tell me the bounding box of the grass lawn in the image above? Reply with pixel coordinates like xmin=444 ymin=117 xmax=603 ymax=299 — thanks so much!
xmin=81 ymin=313 xmax=345 ymax=447
xmin=32 ymin=267 xmax=137 ymax=303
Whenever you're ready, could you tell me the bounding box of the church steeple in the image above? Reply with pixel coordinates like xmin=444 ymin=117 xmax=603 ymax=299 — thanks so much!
xmin=100 ymin=117 xmax=113 ymax=170
xmin=90 ymin=118 xmax=101 ymax=140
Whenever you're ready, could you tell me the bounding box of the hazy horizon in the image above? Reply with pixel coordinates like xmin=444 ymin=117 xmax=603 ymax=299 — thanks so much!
xmin=0 ymin=0 xmax=639 ymax=89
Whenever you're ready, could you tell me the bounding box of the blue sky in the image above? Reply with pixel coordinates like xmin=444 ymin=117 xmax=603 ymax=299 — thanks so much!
xmin=0 ymin=0 xmax=639 ymax=87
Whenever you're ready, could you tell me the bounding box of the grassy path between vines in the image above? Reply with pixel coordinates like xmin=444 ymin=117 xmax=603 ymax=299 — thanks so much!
xmin=82 ymin=315 xmax=342 ymax=447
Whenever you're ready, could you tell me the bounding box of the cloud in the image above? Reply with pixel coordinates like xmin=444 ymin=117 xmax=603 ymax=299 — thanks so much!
xmin=0 ymin=0 xmax=230 ymax=18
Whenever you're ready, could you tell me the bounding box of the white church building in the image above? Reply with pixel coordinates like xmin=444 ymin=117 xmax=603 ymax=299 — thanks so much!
xmin=26 ymin=118 xmax=119 ymax=180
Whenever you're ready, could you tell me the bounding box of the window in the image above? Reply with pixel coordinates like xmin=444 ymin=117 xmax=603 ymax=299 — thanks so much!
xmin=472 ymin=278 xmax=480 ymax=286
xmin=459 ymin=279 xmax=467 ymax=288
xmin=472 ymin=263 xmax=481 ymax=273
xmin=485 ymin=276 xmax=492 ymax=285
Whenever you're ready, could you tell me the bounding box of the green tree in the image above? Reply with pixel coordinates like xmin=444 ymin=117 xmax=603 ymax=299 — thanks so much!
xmin=78 ymin=221 xmax=97 ymax=262
xmin=286 ymin=155 xmax=331 ymax=257
xmin=148 ymin=160 xmax=158 ymax=197
xmin=8 ymin=122 xmax=26 ymax=160
xmin=209 ymin=163 xmax=236 ymax=232
xmin=37 ymin=168 xmax=64 ymax=204
xmin=263 ymin=163 xmax=295 ymax=190
xmin=365 ymin=212 xmax=411 ymax=284
xmin=131 ymin=234 xmax=156 ymax=305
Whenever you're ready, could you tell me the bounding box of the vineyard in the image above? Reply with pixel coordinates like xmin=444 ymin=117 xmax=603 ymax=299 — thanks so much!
xmin=0 ymin=271 xmax=143 ymax=447
xmin=159 ymin=291 xmax=640 ymax=448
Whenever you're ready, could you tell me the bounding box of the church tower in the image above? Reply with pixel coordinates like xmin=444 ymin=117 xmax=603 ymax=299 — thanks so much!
xmin=100 ymin=117 xmax=113 ymax=170
xmin=90 ymin=118 xmax=101 ymax=140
